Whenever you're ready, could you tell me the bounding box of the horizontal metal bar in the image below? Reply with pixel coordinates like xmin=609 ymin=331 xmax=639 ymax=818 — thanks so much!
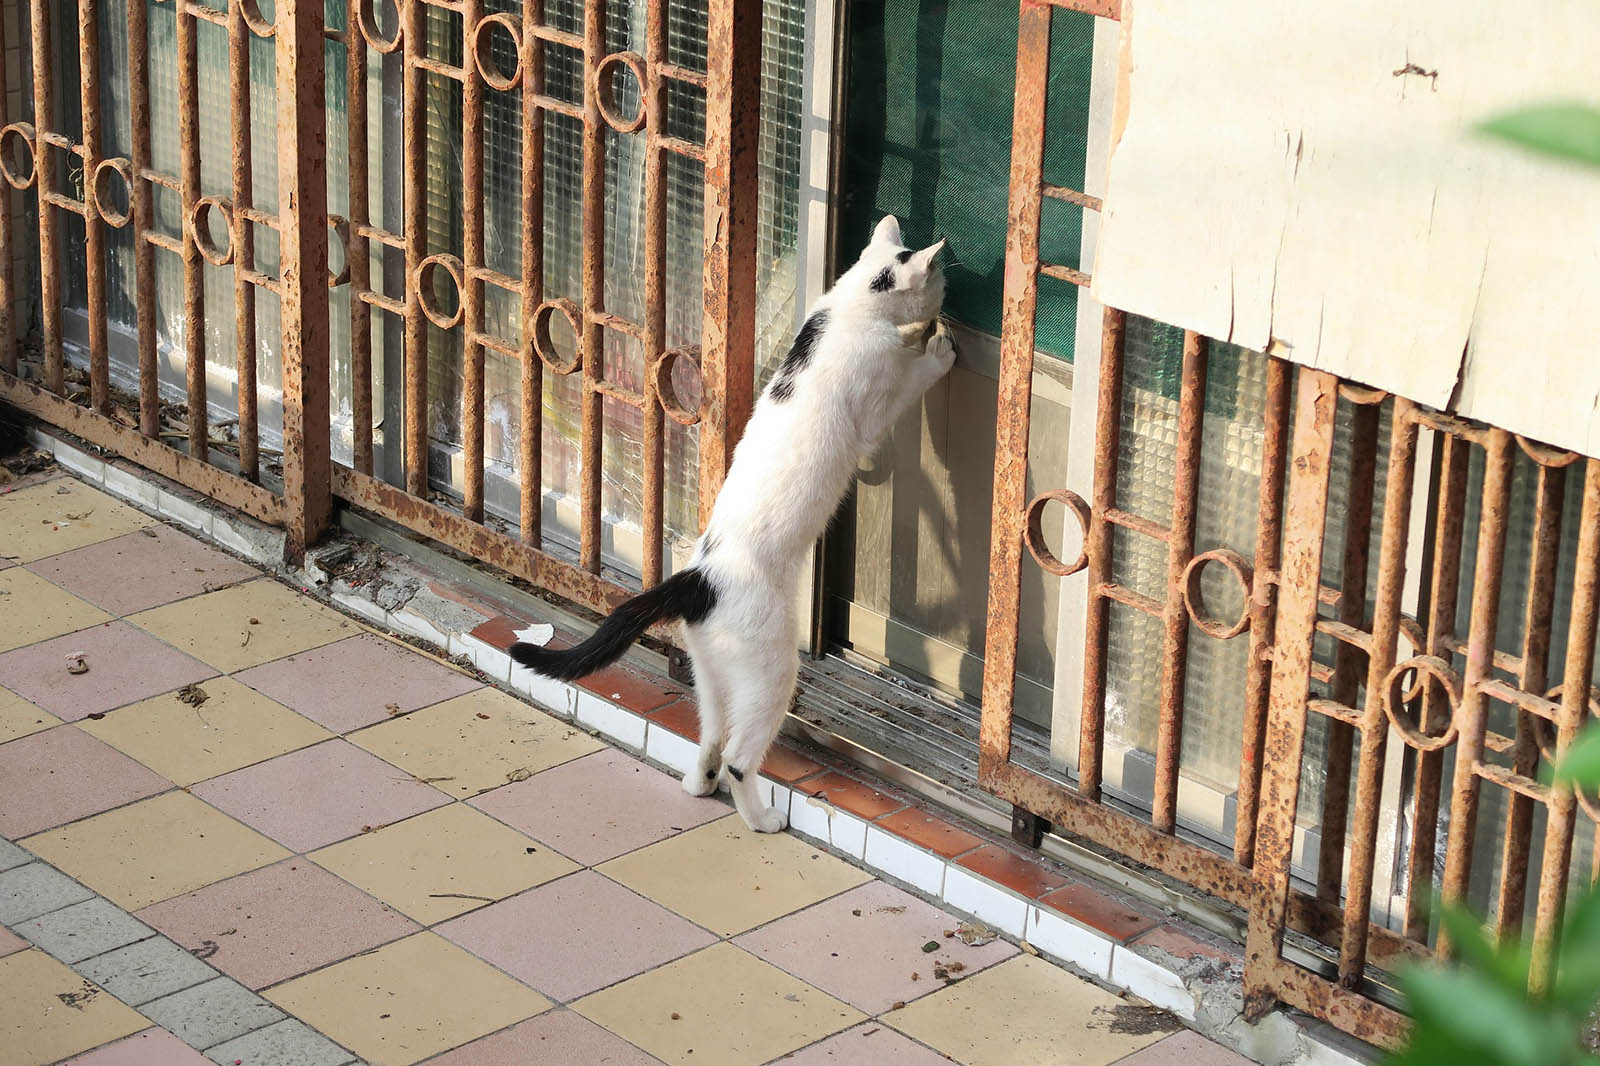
xmin=472 ymin=264 xmax=523 ymax=295
xmin=1098 ymin=581 xmax=1164 ymax=616
xmin=467 ymin=330 xmax=519 ymax=358
xmin=181 ymin=1 xmax=227 ymax=25
xmin=1313 ymin=616 xmax=1373 ymax=653
xmin=1475 ymin=761 xmax=1552 ymax=804
xmin=659 ymin=134 xmax=706 ymax=162
xmin=140 ymin=167 xmax=181 ymax=191
xmin=594 ymin=310 xmax=644 ymax=340
xmin=239 ymin=267 xmax=282 ymax=294
xmin=528 ymin=23 xmax=583 ymax=48
xmin=529 ymin=93 xmax=583 ymax=120
xmin=1437 ymin=631 xmax=1523 ymax=675
xmin=1476 ymin=677 xmax=1562 ymax=722
xmin=1104 ymin=506 xmax=1171 ymax=541
xmin=144 ymin=231 xmax=183 ymax=254
xmin=1039 ymin=261 xmax=1091 ymax=288
xmin=1039 ymin=0 xmax=1122 ymax=18
xmin=358 ymin=288 xmax=406 ymax=316
xmin=413 ymin=56 xmax=467 ymax=81
xmin=1308 ymin=697 xmax=1363 ymax=727
xmin=660 ymin=62 xmax=707 ymax=87
xmin=591 ymin=379 xmax=646 ymax=407
xmin=1042 ymin=183 xmax=1102 ymax=211
xmin=355 ymin=223 xmax=405 ymax=250
xmin=41 ymin=191 xmax=87 ymax=216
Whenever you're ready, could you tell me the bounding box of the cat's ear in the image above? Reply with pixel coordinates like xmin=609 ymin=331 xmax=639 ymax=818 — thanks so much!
xmin=904 ymin=238 xmax=946 ymax=280
xmin=872 ymin=215 xmax=903 ymax=246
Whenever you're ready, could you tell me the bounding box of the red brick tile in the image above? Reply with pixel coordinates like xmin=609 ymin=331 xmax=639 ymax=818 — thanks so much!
xmin=801 ymin=771 xmax=903 ymax=820
xmin=1039 ymin=880 xmax=1159 ymax=942
xmin=875 ymin=809 xmax=985 ymax=858
xmin=956 ymin=844 xmax=1069 ymax=899
xmin=647 ymin=700 xmax=701 ymax=741
xmin=760 ymin=744 xmax=826 ymax=784
xmin=576 ymin=665 xmax=684 ymax=713
xmin=1131 ymin=925 xmax=1243 ymax=968
xmin=468 ymin=615 xmax=526 ymax=651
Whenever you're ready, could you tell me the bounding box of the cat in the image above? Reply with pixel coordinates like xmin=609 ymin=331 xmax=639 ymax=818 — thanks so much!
xmin=509 ymin=215 xmax=954 ymax=833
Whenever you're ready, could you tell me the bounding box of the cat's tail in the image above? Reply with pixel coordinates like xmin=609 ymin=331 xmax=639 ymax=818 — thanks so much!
xmin=507 ymin=567 xmax=717 ymax=681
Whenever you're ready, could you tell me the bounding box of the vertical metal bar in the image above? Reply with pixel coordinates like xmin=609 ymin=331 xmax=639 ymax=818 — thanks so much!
xmin=1528 ymin=459 xmax=1600 ymax=991
xmin=1318 ymin=402 xmax=1380 ymax=900
xmin=1245 ymin=367 xmax=1339 ymax=1017
xmin=1405 ymin=433 xmax=1470 ymax=940
xmin=1152 ymin=330 xmax=1206 ymax=834
xmin=1338 ymin=399 xmax=1418 ymax=988
xmin=518 ymin=0 xmax=545 ymax=543
xmin=126 ymin=0 xmax=157 ymax=435
xmin=1437 ymin=428 xmax=1515 ymax=958
xmin=177 ymin=0 xmax=207 ymax=457
xmin=347 ymin=0 xmax=373 ymax=475
xmin=1234 ymin=355 xmax=1291 ymax=865
xmin=278 ymin=0 xmax=331 ymax=558
xmin=578 ymin=0 xmax=606 ymax=570
xmin=0 ymin=0 xmax=11 ymax=376
xmin=461 ymin=0 xmax=486 ymax=523
xmin=78 ymin=0 xmax=109 ymax=413
xmin=229 ymin=0 xmax=258 ymax=479
xmin=1495 ymin=461 xmax=1566 ymax=939
xmin=977 ymin=0 xmax=1050 ymax=782
xmin=640 ymin=0 xmax=667 ymax=587
xmin=29 ymin=0 xmax=62 ymax=394
xmin=1079 ymin=304 xmax=1124 ymax=801
xmin=697 ymin=0 xmax=760 ymax=529
xmin=401 ymin=0 xmax=428 ymax=495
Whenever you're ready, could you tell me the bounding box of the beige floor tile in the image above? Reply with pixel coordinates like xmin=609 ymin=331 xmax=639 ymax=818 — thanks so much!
xmin=0 ymin=684 xmax=58 ymax=743
xmin=79 ymin=677 xmax=332 ymax=785
xmin=128 ymin=578 xmax=358 ymax=672
xmin=0 ymin=949 xmax=146 ymax=1064
xmin=0 ymin=569 xmax=112 ymax=653
xmin=0 ymin=479 xmax=152 ymax=562
xmin=23 ymin=790 xmax=289 ymax=910
xmin=887 ymin=955 xmax=1171 ymax=1066
xmin=574 ymin=942 xmax=862 ymax=1066
xmin=264 ymin=931 xmax=550 ymax=1066
xmin=310 ymin=802 xmax=579 ymax=923
xmin=349 ymin=688 xmax=604 ymax=798
xmin=597 ymin=815 xmax=871 ymax=936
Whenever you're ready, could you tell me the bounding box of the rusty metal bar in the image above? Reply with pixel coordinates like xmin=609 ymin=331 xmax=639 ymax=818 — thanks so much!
xmin=1233 ymin=355 xmax=1291 ymax=865
xmin=229 ymin=0 xmax=259 ymax=479
xmin=278 ymin=0 xmax=332 ymax=559
xmin=127 ymin=0 xmax=157 ymax=437
xmin=177 ymin=0 xmax=207 ymax=458
xmin=1405 ymin=432 xmax=1470 ymax=939
xmin=697 ymin=0 xmax=761 ymax=529
xmin=1245 ymin=366 xmax=1339 ymax=1020
xmin=1152 ymin=331 xmax=1206 ymax=834
xmin=346 ymin=0 xmax=373 ymax=475
xmin=78 ymin=0 xmax=108 ymax=413
xmin=1528 ymin=458 xmax=1600 ymax=990
xmin=1437 ymin=428 xmax=1516 ymax=957
xmin=0 ymin=2 xmax=11 ymax=375
xmin=29 ymin=0 xmax=62 ymax=393
xmin=518 ymin=0 xmax=545 ymax=544
xmin=578 ymin=0 xmax=605 ymax=571
xmin=401 ymin=0 xmax=428 ymax=496
xmin=977 ymin=0 xmax=1051 ymax=783
xmin=1317 ymin=402 xmax=1380 ymax=902
xmin=1494 ymin=460 xmax=1567 ymax=939
xmin=460 ymin=0 xmax=486 ymax=523
xmin=1336 ymin=399 xmax=1417 ymax=988
xmin=642 ymin=0 xmax=667 ymax=586
xmin=1079 ymin=304 xmax=1124 ymax=802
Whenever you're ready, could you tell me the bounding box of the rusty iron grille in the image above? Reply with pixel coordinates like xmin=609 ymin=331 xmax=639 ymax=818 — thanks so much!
xmin=983 ymin=0 xmax=1600 ymax=1046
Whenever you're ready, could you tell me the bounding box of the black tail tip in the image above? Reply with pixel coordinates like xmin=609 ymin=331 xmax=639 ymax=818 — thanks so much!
xmin=507 ymin=641 xmax=547 ymax=669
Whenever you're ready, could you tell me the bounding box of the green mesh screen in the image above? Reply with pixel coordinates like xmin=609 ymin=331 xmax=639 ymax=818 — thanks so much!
xmin=838 ymin=0 xmax=1094 ymax=360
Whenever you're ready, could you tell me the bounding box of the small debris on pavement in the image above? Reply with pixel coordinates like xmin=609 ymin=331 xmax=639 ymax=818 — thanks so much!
xmin=921 ymin=940 xmax=939 ymax=953
xmin=65 ymin=654 xmax=89 ymax=675
xmin=955 ymin=922 xmax=997 ymax=947
xmin=141 ymin=527 xmax=158 ymax=537
xmin=891 ymin=1001 xmax=906 ymax=1010
xmin=506 ymin=767 xmax=533 ymax=783
xmin=476 ymin=712 xmax=490 ymax=720
xmin=176 ymin=684 xmax=209 ymax=707
xmin=385 ymin=702 xmax=402 ymax=715
xmin=248 ymin=616 xmax=260 ymax=624
xmin=670 ymin=1012 xmax=681 ymax=1021
xmin=1021 ymin=941 xmax=1039 ymax=956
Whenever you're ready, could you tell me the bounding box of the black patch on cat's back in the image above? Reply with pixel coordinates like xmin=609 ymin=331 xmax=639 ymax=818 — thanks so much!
xmin=869 ymin=267 xmax=895 ymax=293
xmin=767 ymin=309 xmax=828 ymax=403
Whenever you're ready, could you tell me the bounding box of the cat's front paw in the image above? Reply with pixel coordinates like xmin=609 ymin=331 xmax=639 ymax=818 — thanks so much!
xmin=743 ymin=806 xmax=789 ymax=834
xmin=683 ymin=760 xmax=721 ymax=797
xmin=925 ymin=320 xmax=957 ymax=375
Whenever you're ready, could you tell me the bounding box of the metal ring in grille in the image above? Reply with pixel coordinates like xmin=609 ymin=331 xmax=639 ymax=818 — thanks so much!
xmin=239 ymin=0 xmax=276 ymax=36
xmin=327 ymin=216 xmax=351 ymax=288
xmin=471 ymin=14 xmax=522 ymax=91
xmin=356 ymin=0 xmax=403 ymax=54
xmin=1382 ymin=654 xmax=1463 ymax=751
xmin=416 ymin=254 xmax=465 ymax=329
xmin=1181 ymin=548 xmax=1253 ymax=639
xmin=1517 ymin=434 xmax=1582 ymax=469
xmin=593 ymin=52 xmax=647 ymax=134
xmin=1022 ymin=490 xmax=1089 ymax=577
xmin=91 ymin=159 xmax=134 ymax=229
xmin=191 ymin=197 xmax=235 ymax=267
xmin=0 ymin=123 xmax=36 ymax=189
xmin=1529 ymin=685 xmax=1600 ymax=818
xmin=533 ymin=299 xmax=583 ymax=375
xmin=654 ymin=346 xmax=704 ymax=426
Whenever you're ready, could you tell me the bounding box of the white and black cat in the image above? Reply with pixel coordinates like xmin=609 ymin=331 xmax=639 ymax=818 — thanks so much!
xmin=510 ymin=215 xmax=953 ymax=833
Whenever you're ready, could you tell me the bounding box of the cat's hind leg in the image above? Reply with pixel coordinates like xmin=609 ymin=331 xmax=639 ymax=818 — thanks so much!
xmin=680 ymin=624 xmax=727 ymax=797
xmin=720 ymin=650 xmax=799 ymax=834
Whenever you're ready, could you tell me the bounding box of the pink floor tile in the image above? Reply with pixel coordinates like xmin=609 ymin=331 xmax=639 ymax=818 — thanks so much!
xmin=469 ymin=748 xmax=727 ymax=866
xmin=60 ymin=1027 xmax=215 ymax=1066
xmin=734 ymin=880 xmax=1017 ymax=1015
xmin=0 ymin=620 xmax=216 ymax=721
xmin=0 ymin=924 xmax=27 ymax=956
xmin=438 ymin=870 xmax=715 ymax=1002
xmin=421 ymin=1010 xmax=662 ymax=1066
xmin=0 ymin=725 xmax=170 ymax=837
xmin=29 ymin=526 xmax=261 ymax=616
xmin=191 ymin=739 xmax=451 ymax=852
xmin=766 ymin=1024 xmax=956 ymax=1065
xmin=1108 ymin=1031 xmax=1254 ymax=1065
xmin=137 ymin=858 xmax=420 ymax=989
xmin=233 ymin=633 xmax=482 ymax=733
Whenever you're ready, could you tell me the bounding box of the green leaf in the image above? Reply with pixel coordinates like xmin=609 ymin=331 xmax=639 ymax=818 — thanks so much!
xmin=1437 ymin=902 xmax=1529 ymax=993
xmin=1554 ymin=886 xmax=1600 ymax=1013
xmin=1555 ymin=728 xmax=1600 ymax=789
xmin=1398 ymin=966 xmax=1561 ymax=1066
xmin=1479 ymin=103 xmax=1600 ymax=168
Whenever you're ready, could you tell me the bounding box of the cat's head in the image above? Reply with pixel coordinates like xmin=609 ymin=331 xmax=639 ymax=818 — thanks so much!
xmin=837 ymin=215 xmax=946 ymax=327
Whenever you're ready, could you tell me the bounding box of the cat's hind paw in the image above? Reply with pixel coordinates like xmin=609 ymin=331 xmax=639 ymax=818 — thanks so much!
xmin=683 ymin=761 xmax=721 ymax=797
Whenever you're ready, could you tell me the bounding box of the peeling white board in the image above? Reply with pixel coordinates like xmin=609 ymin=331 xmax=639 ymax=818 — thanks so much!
xmin=1092 ymin=0 xmax=1600 ymax=457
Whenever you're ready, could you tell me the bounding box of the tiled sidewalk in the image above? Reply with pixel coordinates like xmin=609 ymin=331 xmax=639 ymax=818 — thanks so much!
xmin=0 ymin=471 xmax=1254 ymax=1066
